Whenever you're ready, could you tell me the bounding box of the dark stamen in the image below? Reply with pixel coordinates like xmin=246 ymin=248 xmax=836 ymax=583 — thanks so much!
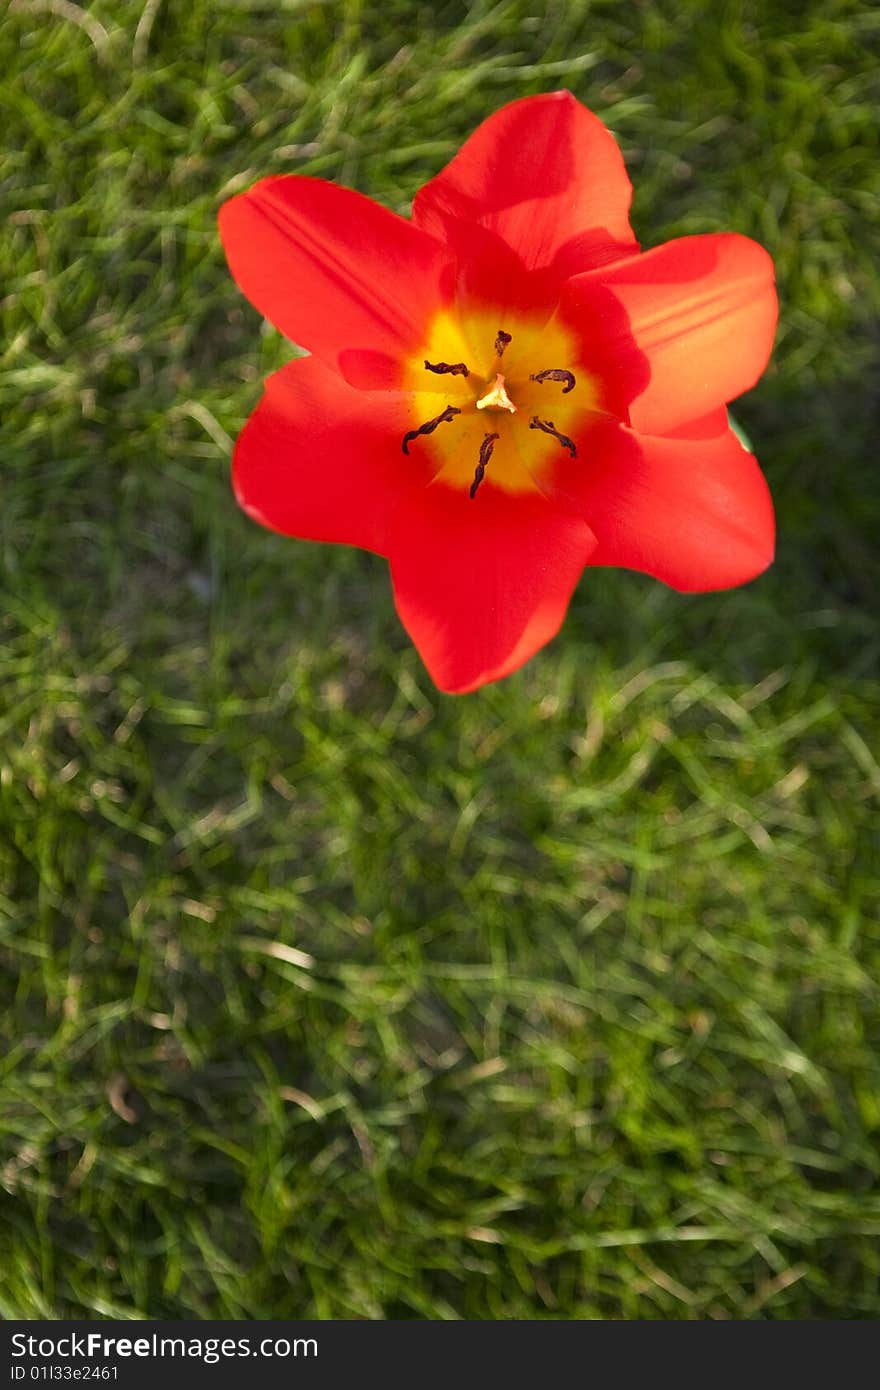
xmin=495 ymin=330 xmax=512 ymax=357
xmin=424 ymin=359 xmax=470 ymax=378
xmin=529 ymin=368 xmax=576 ymax=394
xmin=470 ymin=433 xmax=500 ymax=499
xmin=402 ymin=405 xmax=461 ymax=455
xmin=529 ymin=417 xmax=577 ymax=458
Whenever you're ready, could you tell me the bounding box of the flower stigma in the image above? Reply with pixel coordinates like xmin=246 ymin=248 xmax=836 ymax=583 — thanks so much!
xmin=476 ymin=373 xmax=517 ymax=415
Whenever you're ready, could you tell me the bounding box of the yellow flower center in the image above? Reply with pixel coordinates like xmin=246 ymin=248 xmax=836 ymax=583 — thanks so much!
xmin=401 ymin=306 xmax=599 ymax=497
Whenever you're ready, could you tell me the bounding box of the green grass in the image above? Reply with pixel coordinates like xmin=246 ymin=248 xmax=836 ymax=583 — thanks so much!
xmin=1 ymin=0 xmax=879 ymax=1319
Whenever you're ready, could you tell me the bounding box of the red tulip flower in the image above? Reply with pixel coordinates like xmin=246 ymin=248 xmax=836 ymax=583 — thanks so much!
xmin=219 ymin=92 xmax=777 ymax=694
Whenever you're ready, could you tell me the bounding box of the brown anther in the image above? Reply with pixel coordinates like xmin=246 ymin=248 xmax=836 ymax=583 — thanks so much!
xmin=470 ymin=433 xmax=500 ymax=499
xmin=529 ymin=417 xmax=577 ymax=458
xmin=495 ymin=330 xmax=512 ymax=357
xmin=424 ymin=359 xmax=470 ymax=378
xmin=529 ymin=368 xmax=576 ymax=394
xmin=402 ymin=405 xmax=461 ymax=455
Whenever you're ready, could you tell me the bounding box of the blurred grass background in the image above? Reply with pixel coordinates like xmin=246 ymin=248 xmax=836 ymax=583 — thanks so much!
xmin=1 ymin=0 xmax=879 ymax=1319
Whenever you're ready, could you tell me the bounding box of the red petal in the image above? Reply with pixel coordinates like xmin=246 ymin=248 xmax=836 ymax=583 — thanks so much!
xmin=561 ymin=233 xmax=778 ymax=434
xmin=569 ymin=421 xmax=775 ymax=591
xmin=219 ymin=176 xmax=455 ymax=385
xmin=412 ymin=92 xmax=638 ymax=292
xmin=232 ymin=356 xmax=428 ymax=556
xmin=389 ymin=483 xmax=596 ymax=693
